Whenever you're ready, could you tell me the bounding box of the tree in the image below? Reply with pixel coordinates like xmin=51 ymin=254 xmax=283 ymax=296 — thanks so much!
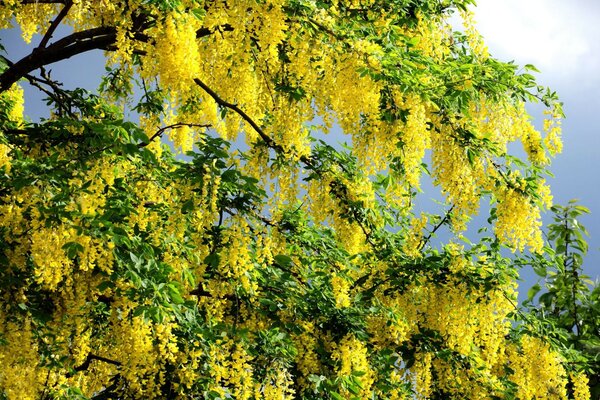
xmin=0 ymin=0 xmax=591 ymax=399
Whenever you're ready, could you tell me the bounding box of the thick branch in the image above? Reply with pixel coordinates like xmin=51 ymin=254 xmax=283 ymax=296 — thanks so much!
xmin=0 ymin=13 xmax=231 ymax=94
xmin=0 ymin=26 xmax=116 ymax=92
xmin=10 ymin=0 xmax=66 ymax=3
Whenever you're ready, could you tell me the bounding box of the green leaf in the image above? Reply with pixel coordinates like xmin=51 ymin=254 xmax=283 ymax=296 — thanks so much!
xmin=181 ymin=199 xmax=194 ymax=213
xmin=167 ymin=283 xmax=184 ymax=304
xmin=62 ymin=241 xmax=84 ymax=258
xmin=524 ymin=63 xmax=540 ymax=73
xmin=330 ymin=392 xmax=345 ymax=400
xmin=97 ymin=281 xmax=115 ymax=291
xmin=527 ymin=283 xmax=541 ymax=302
xmin=204 ymin=253 xmax=220 ymax=268
xmin=273 ymin=254 xmax=293 ymax=268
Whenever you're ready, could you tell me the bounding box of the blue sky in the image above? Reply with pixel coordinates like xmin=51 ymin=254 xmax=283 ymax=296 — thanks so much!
xmin=474 ymin=0 xmax=600 ymax=282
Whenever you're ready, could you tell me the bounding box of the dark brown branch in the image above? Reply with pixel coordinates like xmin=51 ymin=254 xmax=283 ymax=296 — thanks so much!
xmin=189 ymin=286 xmax=212 ymax=297
xmin=193 ymin=78 xmax=277 ymax=150
xmin=142 ymin=122 xmax=211 ymax=147
xmin=24 ymin=74 xmax=66 ymax=113
xmin=0 ymin=26 xmax=117 ymax=92
xmin=255 ymin=213 xmax=276 ymax=227
xmin=419 ymin=204 xmax=455 ymax=250
xmin=37 ymin=0 xmax=73 ymax=49
xmin=90 ymin=375 xmax=121 ymax=400
xmin=193 ymin=78 xmax=319 ymax=170
xmin=67 ymin=353 xmax=121 ymax=377
xmin=196 ymin=23 xmax=233 ymax=38
xmin=11 ymin=0 xmax=66 ymax=3
xmin=38 ymin=66 xmax=76 ymax=116
xmin=0 ymin=12 xmax=229 ymax=94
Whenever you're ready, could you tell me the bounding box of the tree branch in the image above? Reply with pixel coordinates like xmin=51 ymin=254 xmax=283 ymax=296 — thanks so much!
xmin=141 ymin=122 xmax=212 ymax=147
xmin=9 ymin=0 xmax=66 ymax=3
xmin=67 ymin=353 xmax=121 ymax=378
xmin=0 ymin=26 xmax=117 ymax=92
xmin=196 ymin=23 xmax=233 ymax=38
xmin=193 ymin=78 xmax=277 ymax=149
xmin=90 ymin=375 xmax=121 ymax=400
xmin=0 ymin=11 xmax=233 ymax=94
xmin=420 ymin=205 xmax=455 ymax=250
xmin=37 ymin=0 xmax=73 ymax=49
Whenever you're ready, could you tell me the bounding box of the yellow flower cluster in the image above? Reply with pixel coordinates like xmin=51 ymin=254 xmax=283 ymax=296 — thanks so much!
xmin=270 ymin=164 xmax=302 ymax=210
xmin=0 ymin=141 xmax=10 ymax=173
xmin=0 ymin=82 xmax=23 ymax=172
xmin=0 ymin=0 xmax=18 ymax=29
xmin=258 ymin=365 xmax=296 ymax=400
xmin=403 ymin=213 xmax=428 ymax=258
xmin=424 ymin=283 xmax=512 ymax=356
xmin=292 ymin=322 xmax=321 ymax=388
xmin=2 ymin=84 xmax=24 ymax=127
xmin=460 ymin=9 xmax=489 ymax=60
xmin=114 ymin=316 xmax=162 ymax=396
xmin=397 ymin=11 xmax=451 ymax=62
xmin=148 ymin=12 xmax=201 ymax=97
xmin=521 ymin=119 xmax=549 ymax=165
xmin=412 ymin=351 xmax=433 ymax=399
xmin=494 ymin=184 xmax=544 ymax=253
xmin=571 ymin=372 xmax=591 ymax=400
xmin=68 ymin=159 xmax=114 ymax=216
xmin=507 ymin=335 xmax=568 ymax=399
xmin=139 ymin=116 xmax=164 ymax=157
xmin=306 ymin=171 xmax=373 ymax=254
xmin=366 ymin=307 xmax=410 ymax=349
xmin=332 ymin=334 xmax=375 ymax=397
xmin=331 ymin=273 xmax=352 ymax=308
xmin=431 ymin=123 xmax=484 ymax=229
xmin=30 ymin=226 xmax=74 ymax=291
xmin=0 ymin=318 xmax=42 ymax=400
xmin=220 ymin=217 xmax=257 ymax=294
xmin=543 ymin=107 xmax=563 ymax=155
xmin=14 ymin=2 xmax=58 ymax=43
xmin=207 ymin=339 xmax=255 ymax=400
xmin=76 ymin=235 xmax=114 ymax=274
xmin=402 ymin=95 xmax=431 ymax=189
xmin=173 ymin=342 xmax=203 ymax=393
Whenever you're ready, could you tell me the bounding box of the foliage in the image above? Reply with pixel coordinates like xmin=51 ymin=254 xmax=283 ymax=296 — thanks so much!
xmin=520 ymin=201 xmax=599 ymax=399
xmin=0 ymin=0 xmax=592 ymax=399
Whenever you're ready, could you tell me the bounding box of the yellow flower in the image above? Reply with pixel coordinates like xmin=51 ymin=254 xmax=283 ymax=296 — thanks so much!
xmin=571 ymin=372 xmax=591 ymax=400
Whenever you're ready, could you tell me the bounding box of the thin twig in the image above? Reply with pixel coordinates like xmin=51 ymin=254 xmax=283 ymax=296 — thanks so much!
xmin=142 ymin=122 xmax=211 ymax=147
xmin=193 ymin=77 xmax=316 ymax=169
xmin=419 ymin=205 xmax=455 ymax=250
xmin=67 ymin=353 xmax=121 ymax=378
xmin=193 ymin=78 xmax=276 ymax=149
